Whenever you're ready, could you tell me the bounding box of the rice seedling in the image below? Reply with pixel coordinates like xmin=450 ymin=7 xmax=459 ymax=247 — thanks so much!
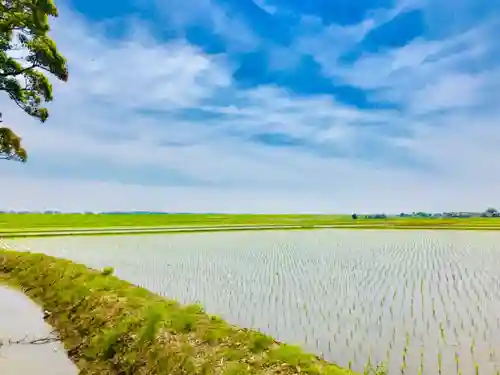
xmin=366 ymin=353 xmax=373 ymax=371
xmin=439 ymin=322 xmax=446 ymax=344
xmin=419 ymin=346 xmax=425 ymax=373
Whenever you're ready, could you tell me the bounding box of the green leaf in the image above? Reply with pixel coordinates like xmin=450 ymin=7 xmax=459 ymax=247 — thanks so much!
xmin=0 ymin=0 xmax=68 ymax=162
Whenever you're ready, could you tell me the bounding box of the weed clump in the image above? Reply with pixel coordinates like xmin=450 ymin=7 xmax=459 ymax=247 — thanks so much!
xmin=101 ymin=266 xmax=114 ymax=276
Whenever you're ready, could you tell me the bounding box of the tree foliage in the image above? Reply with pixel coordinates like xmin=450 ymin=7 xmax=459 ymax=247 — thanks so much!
xmin=0 ymin=125 xmax=26 ymax=160
xmin=0 ymin=0 xmax=68 ymax=162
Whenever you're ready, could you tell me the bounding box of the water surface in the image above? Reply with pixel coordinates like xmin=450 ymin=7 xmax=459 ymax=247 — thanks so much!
xmin=6 ymin=229 xmax=500 ymax=374
xmin=0 ymin=286 xmax=78 ymax=375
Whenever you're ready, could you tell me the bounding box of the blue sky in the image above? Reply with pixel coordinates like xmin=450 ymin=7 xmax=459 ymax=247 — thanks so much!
xmin=1 ymin=0 xmax=500 ymax=212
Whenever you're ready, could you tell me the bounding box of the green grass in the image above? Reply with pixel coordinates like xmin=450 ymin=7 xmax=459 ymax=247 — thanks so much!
xmin=0 ymin=249 xmax=356 ymax=375
xmin=1 ymin=213 xmax=500 ymax=234
xmin=0 ymin=213 xmax=353 ymax=229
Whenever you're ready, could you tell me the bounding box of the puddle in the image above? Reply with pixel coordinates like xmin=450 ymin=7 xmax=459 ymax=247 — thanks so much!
xmin=0 ymin=286 xmax=78 ymax=375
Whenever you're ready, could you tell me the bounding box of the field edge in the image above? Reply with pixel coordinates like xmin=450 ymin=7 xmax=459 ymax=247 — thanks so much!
xmin=0 ymin=249 xmax=356 ymax=375
xmin=3 ymin=223 xmax=500 ymax=239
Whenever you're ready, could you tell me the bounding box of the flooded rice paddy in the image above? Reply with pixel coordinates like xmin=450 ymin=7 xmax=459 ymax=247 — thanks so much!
xmin=5 ymin=229 xmax=500 ymax=374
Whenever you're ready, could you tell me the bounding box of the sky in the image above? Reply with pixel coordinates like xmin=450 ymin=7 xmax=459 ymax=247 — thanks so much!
xmin=1 ymin=0 xmax=499 ymax=213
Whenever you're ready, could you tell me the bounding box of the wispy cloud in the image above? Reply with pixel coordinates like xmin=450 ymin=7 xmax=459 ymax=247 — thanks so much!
xmin=1 ymin=0 xmax=499 ymax=213
xmin=155 ymin=0 xmax=260 ymax=52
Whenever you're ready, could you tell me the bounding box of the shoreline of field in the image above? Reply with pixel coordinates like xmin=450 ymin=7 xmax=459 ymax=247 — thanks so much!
xmin=0 ymin=250 xmax=356 ymax=375
xmin=2 ymin=222 xmax=500 ymax=238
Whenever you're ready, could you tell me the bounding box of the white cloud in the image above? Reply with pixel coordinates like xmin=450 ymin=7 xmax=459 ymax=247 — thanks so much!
xmin=155 ymin=0 xmax=259 ymax=52
xmin=251 ymin=0 xmax=278 ymax=15
xmin=292 ymin=3 xmax=500 ymax=171
xmin=409 ymin=72 xmax=484 ymax=114
xmin=1 ymin=3 xmax=500 ymax=213
xmin=49 ymin=16 xmax=232 ymax=111
xmin=295 ymin=0 xmax=421 ymax=64
xmin=4 ymin=165 xmax=498 ymax=213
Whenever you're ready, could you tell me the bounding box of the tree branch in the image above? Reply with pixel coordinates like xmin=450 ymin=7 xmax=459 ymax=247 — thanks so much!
xmin=0 ymin=63 xmax=37 ymax=78
xmin=3 ymin=333 xmax=60 ymax=346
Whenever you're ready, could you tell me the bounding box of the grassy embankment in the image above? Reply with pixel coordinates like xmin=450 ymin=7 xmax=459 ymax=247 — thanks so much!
xmin=0 ymin=249 xmax=359 ymax=375
xmin=1 ymin=213 xmax=500 ymax=237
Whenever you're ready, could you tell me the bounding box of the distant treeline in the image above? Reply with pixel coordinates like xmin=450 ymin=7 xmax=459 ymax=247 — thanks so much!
xmin=0 ymin=211 xmax=203 ymax=215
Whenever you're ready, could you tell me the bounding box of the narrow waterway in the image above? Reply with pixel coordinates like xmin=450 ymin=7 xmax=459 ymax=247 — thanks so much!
xmin=0 ymin=285 xmax=78 ymax=375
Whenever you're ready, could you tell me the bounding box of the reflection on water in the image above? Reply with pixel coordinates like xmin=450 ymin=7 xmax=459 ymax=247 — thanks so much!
xmin=6 ymin=229 xmax=500 ymax=374
xmin=0 ymin=286 xmax=78 ymax=375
